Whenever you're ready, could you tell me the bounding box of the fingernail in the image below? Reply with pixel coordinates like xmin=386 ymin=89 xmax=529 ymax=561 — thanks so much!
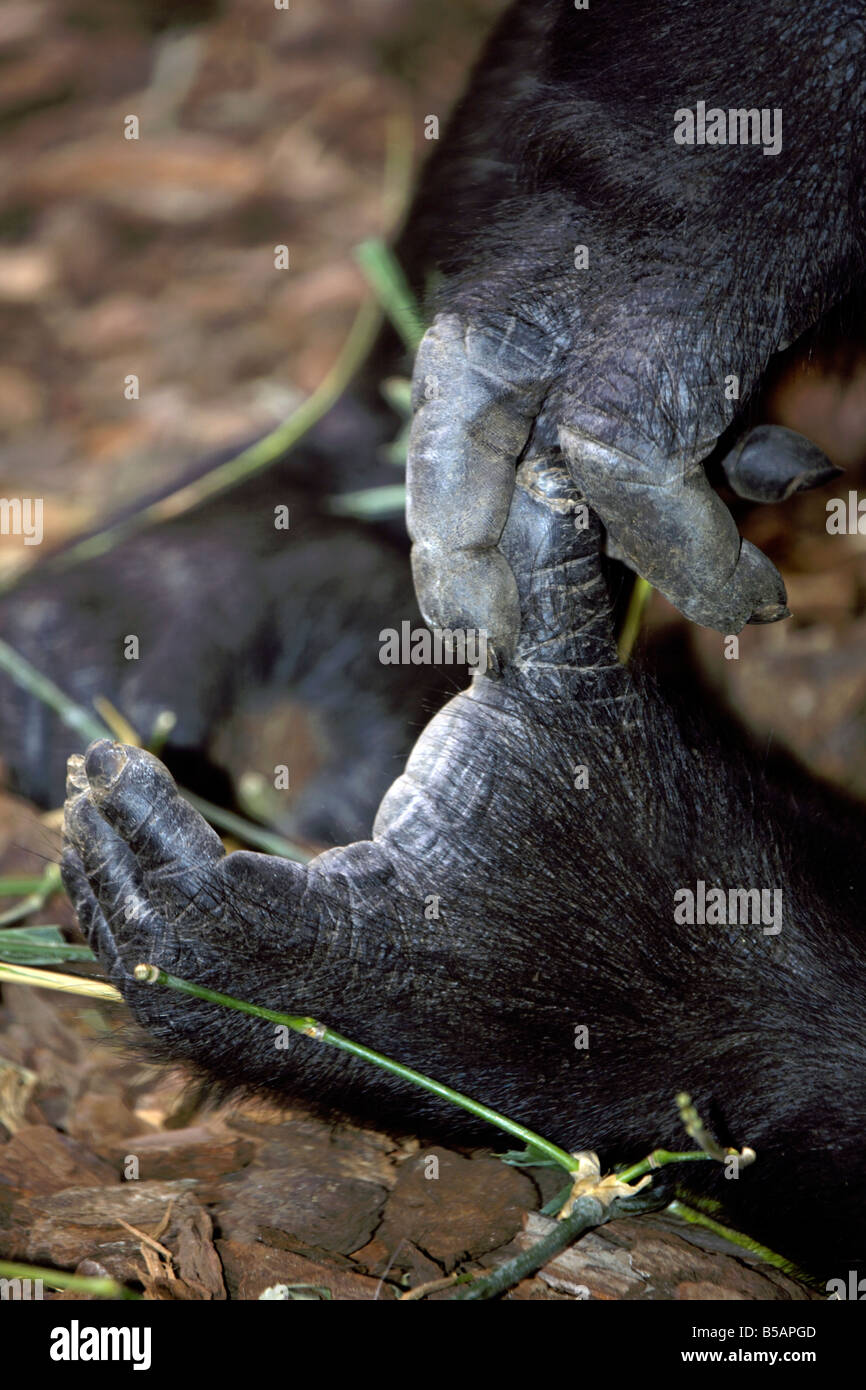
xmin=85 ymin=740 xmax=127 ymax=792
xmin=750 ymin=603 xmax=792 ymax=625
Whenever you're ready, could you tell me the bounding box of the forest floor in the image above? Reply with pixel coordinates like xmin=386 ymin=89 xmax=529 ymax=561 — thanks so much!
xmin=1 ymin=0 xmax=864 ymax=1300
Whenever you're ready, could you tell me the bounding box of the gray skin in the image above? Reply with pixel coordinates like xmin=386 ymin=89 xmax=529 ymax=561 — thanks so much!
xmin=59 ymin=426 xmax=866 ymax=1274
xmin=58 ymin=430 xmax=850 ymax=1105
xmin=402 ymin=0 xmax=866 ymax=667
xmin=60 ymin=422 xmax=838 ymax=1023
xmin=407 ymin=319 xmax=840 ymax=669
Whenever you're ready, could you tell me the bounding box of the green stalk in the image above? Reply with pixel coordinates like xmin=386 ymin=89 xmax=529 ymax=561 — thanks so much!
xmin=183 ymin=793 xmax=310 ymax=863
xmin=325 ymin=483 xmax=407 ymax=519
xmin=0 ymin=875 xmax=55 ymax=897
xmin=454 ymin=1194 xmax=630 ymax=1300
xmin=0 ymin=1260 xmax=139 ymax=1300
xmin=134 ymin=964 xmax=580 ymax=1175
xmin=617 ymin=575 xmax=653 ymax=663
xmin=451 ymin=1102 xmax=763 ymax=1300
xmin=666 ymin=1199 xmax=812 ymax=1284
xmin=1 ymin=118 xmax=419 ymax=596
xmin=0 ymin=864 xmax=62 ymax=927
xmin=0 ymin=637 xmax=108 ymax=744
xmin=452 ymin=1145 xmax=758 ymax=1302
xmin=618 ymin=1147 xmax=712 ymax=1183
xmin=31 ymin=297 xmax=382 ymax=578
xmin=354 ymin=239 xmax=424 ymax=354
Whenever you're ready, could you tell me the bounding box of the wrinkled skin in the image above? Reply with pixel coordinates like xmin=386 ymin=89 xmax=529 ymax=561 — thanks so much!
xmin=4 ymin=0 xmax=866 ymax=1282
xmin=402 ymin=0 xmax=866 ymax=661
xmin=62 ymin=439 xmax=866 ymax=1280
xmin=2 ymin=1 xmax=865 ymax=808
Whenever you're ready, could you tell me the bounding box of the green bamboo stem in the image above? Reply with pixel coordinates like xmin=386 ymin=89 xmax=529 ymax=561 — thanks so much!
xmin=0 ymin=864 xmax=62 ymax=927
xmin=34 ymin=297 xmax=382 ymax=577
xmin=0 ymin=1259 xmax=139 ymax=1300
xmin=454 ymin=1194 xmax=628 ymax=1300
xmin=618 ymin=1147 xmax=713 ymax=1183
xmin=0 ymin=926 xmax=95 ymax=966
xmin=0 ymin=637 xmax=108 ymax=744
xmin=452 ymin=1141 xmax=750 ymax=1302
xmin=183 ymin=793 xmax=311 ymax=862
xmin=354 ymin=239 xmax=424 ymax=353
xmin=325 ymin=483 xmax=407 ymax=518
xmin=134 ymin=964 xmax=581 ymax=1175
xmin=666 ymin=1199 xmax=810 ymax=1284
xmin=0 ymin=875 xmax=55 ymax=897
xmin=0 ymin=120 xmax=418 ymax=597
xmin=451 ymin=1113 xmax=762 ymax=1300
xmin=617 ymin=575 xmax=653 ymax=663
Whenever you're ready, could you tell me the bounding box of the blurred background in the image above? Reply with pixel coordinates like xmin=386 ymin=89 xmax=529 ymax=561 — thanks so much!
xmin=0 ymin=0 xmax=865 ymax=1301
xmin=0 ymin=0 xmax=500 ymax=549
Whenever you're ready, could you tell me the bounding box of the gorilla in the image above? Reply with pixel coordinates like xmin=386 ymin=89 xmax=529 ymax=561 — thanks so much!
xmin=2 ymin=1 xmax=865 ymax=1281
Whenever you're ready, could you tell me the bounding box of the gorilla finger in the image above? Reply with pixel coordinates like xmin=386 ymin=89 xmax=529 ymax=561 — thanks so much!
xmin=560 ymin=424 xmax=788 ymax=632
xmin=498 ymin=454 xmax=620 ymax=689
xmin=60 ymin=844 xmax=127 ymax=979
xmin=82 ymin=741 xmax=224 ymax=881
xmin=721 ymin=424 xmax=842 ymax=503
xmin=64 ymin=777 xmax=145 ymax=920
xmin=407 ymin=312 xmax=564 ymax=672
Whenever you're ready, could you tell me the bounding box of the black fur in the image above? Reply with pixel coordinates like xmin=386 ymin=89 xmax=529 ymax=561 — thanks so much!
xmin=3 ymin=0 xmax=866 ymax=1286
xmin=59 ymin=458 xmax=866 ymax=1280
xmin=401 ymin=0 xmax=866 ymax=649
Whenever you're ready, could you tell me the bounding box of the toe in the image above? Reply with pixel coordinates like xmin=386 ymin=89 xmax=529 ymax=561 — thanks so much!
xmin=60 ymin=844 xmax=128 ymax=980
xmin=83 ymin=741 xmax=224 ymax=881
xmin=560 ymin=422 xmax=789 ymax=632
xmin=64 ymin=777 xmax=146 ymax=925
